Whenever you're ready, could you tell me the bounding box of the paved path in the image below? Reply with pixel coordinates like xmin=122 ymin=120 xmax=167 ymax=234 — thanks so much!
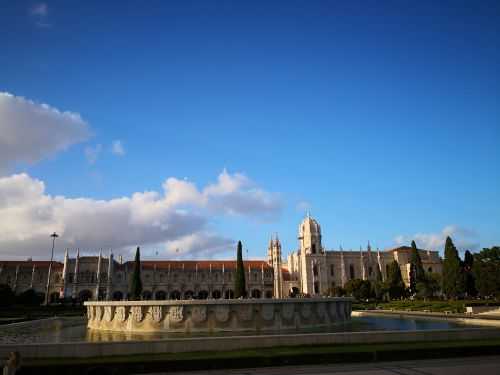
xmin=142 ymin=355 xmax=500 ymax=375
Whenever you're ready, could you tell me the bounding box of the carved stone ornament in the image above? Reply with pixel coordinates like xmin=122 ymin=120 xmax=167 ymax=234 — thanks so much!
xmin=238 ymin=305 xmax=253 ymax=321
xmin=94 ymin=306 xmax=103 ymax=321
xmin=169 ymin=306 xmax=184 ymax=324
xmin=131 ymin=306 xmax=143 ymax=323
xmin=300 ymin=303 xmax=312 ymax=319
xmin=87 ymin=306 xmax=94 ymax=320
xmin=150 ymin=306 xmax=163 ymax=323
xmin=282 ymin=304 xmax=295 ymax=320
xmin=336 ymin=303 xmax=344 ymax=319
xmin=104 ymin=306 xmax=114 ymax=322
xmin=329 ymin=302 xmax=337 ymax=318
xmin=215 ymin=305 xmax=230 ymax=322
xmin=191 ymin=306 xmax=207 ymax=323
xmin=261 ymin=304 xmax=274 ymax=321
xmin=316 ymin=303 xmax=326 ymax=319
xmin=115 ymin=306 xmax=127 ymax=322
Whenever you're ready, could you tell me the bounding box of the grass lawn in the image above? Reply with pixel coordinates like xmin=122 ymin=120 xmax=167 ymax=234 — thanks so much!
xmin=353 ymin=300 xmax=500 ymax=313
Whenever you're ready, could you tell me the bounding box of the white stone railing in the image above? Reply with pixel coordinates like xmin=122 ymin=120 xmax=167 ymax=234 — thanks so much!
xmin=84 ymin=297 xmax=353 ymax=333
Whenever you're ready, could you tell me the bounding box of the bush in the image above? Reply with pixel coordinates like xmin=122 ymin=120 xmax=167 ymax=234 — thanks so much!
xmin=16 ymin=288 xmax=44 ymax=305
xmin=345 ymin=279 xmax=373 ymax=300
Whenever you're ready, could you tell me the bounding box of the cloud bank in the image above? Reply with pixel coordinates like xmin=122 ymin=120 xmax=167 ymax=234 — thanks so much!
xmin=0 ymin=170 xmax=282 ymax=259
xmin=0 ymin=92 xmax=90 ymax=173
xmin=394 ymin=225 xmax=480 ymax=253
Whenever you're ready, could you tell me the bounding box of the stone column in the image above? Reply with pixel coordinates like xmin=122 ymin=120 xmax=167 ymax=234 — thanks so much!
xmin=377 ymin=249 xmax=384 ymax=281
xmin=62 ymin=249 xmax=69 ymax=298
xmin=340 ymin=247 xmax=347 ymax=287
xmin=106 ymin=251 xmax=114 ymax=301
xmin=95 ymin=250 xmax=102 ymax=301
xmin=72 ymin=249 xmax=80 ymax=299
xmin=13 ymin=265 xmax=20 ymax=293
xmin=152 ymin=263 xmax=157 ymax=300
xmin=30 ymin=264 xmax=36 ymax=289
xmin=261 ymin=263 xmax=265 ymax=298
xmin=360 ymin=247 xmax=366 ymax=281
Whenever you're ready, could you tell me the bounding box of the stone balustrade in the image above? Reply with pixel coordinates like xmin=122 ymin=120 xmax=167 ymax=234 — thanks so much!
xmin=84 ymin=297 xmax=352 ymax=333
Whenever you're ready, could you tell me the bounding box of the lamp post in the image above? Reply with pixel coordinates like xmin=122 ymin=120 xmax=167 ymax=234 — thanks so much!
xmin=44 ymin=232 xmax=59 ymax=306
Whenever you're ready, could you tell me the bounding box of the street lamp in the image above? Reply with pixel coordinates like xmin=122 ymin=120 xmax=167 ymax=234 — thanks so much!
xmin=44 ymin=232 xmax=59 ymax=306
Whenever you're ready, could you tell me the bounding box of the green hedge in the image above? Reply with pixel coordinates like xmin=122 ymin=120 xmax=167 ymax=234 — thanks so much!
xmin=353 ymin=300 xmax=500 ymax=313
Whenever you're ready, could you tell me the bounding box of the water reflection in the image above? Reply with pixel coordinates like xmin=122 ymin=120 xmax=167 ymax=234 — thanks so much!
xmin=0 ymin=316 xmax=482 ymax=345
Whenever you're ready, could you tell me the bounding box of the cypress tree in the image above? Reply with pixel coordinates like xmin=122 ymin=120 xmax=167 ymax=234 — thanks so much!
xmin=386 ymin=260 xmax=405 ymax=300
xmin=129 ymin=246 xmax=143 ymax=300
xmin=463 ymin=250 xmax=476 ymax=297
xmin=409 ymin=240 xmax=425 ymax=295
xmin=373 ymin=264 xmax=384 ymax=300
xmin=234 ymin=241 xmax=246 ymax=298
xmin=442 ymin=237 xmax=463 ymax=299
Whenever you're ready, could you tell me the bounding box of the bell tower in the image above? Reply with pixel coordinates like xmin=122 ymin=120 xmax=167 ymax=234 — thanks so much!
xmin=298 ymin=213 xmax=323 ymax=255
xmin=268 ymin=235 xmax=283 ymax=298
xmin=298 ymin=214 xmax=325 ymax=295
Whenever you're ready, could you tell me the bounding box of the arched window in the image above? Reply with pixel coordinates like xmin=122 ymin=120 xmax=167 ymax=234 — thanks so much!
xmin=112 ymin=291 xmax=123 ymax=301
xmin=251 ymin=289 xmax=261 ymax=298
xmin=428 ymin=267 xmax=433 ymax=273
xmin=349 ymin=265 xmax=355 ymax=280
xmin=142 ymin=290 xmax=152 ymax=300
xmin=170 ymin=290 xmax=181 ymax=300
xmin=386 ymin=264 xmax=390 ymax=277
xmin=312 ymin=244 xmax=316 ymax=254
xmin=212 ymin=290 xmax=221 ymax=299
xmin=313 ymin=264 xmax=318 ymax=277
xmin=184 ymin=290 xmax=194 ymax=299
xmin=330 ymin=264 xmax=334 ymax=276
xmin=155 ymin=290 xmax=167 ymax=300
xmin=265 ymin=290 xmax=273 ymax=298
xmin=224 ymin=289 xmax=234 ymax=299
xmin=368 ymin=267 xmax=373 ymax=276
xmin=198 ymin=290 xmax=209 ymax=299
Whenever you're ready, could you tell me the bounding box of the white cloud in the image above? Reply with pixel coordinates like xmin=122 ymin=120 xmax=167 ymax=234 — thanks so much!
xmin=165 ymin=233 xmax=235 ymax=259
xmin=30 ymin=3 xmax=48 ymax=17
xmin=29 ymin=3 xmax=51 ymax=28
xmin=111 ymin=140 xmax=125 ymax=156
xmin=162 ymin=169 xmax=283 ymax=219
xmin=0 ymin=170 xmax=282 ymax=259
xmin=394 ymin=225 xmax=480 ymax=253
xmin=0 ymin=92 xmax=90 ymax=173
xmin=84 ymin=144 xmax=102 ymax=164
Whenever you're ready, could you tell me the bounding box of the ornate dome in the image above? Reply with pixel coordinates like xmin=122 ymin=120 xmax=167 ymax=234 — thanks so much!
xmin=298 ymin=214 xmax=321 ymax=237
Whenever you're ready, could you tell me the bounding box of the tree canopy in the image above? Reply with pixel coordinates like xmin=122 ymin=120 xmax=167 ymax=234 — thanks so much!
xmin=234 ymin=241 xmax=246 ymax=298
xmin=386 ymin=260 xmax=405 ymax=300
xmin=129 ymin=246 xmax=143 ymax=300
xmin=473 ymin=247 xmax=500 ymax=298
xmin=409 ymin=240 xmax=426 ymax=295
xmin=442 ymin=236 xmax=464 ymax=299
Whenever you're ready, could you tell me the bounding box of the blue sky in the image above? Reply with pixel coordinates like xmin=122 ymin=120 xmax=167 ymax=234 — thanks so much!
xmin=0 ymin=1 xmax=499 ymax=260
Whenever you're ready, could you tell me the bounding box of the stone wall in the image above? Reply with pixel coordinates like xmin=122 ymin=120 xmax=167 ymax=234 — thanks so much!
xmin=85 ymin=298 xmax=352 ymax=333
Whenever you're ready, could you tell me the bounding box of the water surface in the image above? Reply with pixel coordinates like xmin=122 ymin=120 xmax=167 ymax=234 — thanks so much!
xmin=0 ymin=315 xmax=487 ymax=345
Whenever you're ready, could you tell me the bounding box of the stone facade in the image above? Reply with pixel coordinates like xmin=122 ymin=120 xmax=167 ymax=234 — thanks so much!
xmin=0 ymin=215 xmax=443 ymax=301
xmin=85 ymin=298 xmax=352 ymax=333
xmin=284 ymin=215 xmax=443 ymax=296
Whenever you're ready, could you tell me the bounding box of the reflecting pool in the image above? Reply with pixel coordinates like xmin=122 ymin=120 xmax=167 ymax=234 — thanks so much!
xmin=0 ymin=315 xmax=489 ymax=345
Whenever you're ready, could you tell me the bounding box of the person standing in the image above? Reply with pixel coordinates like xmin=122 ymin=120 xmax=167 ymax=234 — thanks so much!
xmin=2 ymin=352 xmax=20 ymax=375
